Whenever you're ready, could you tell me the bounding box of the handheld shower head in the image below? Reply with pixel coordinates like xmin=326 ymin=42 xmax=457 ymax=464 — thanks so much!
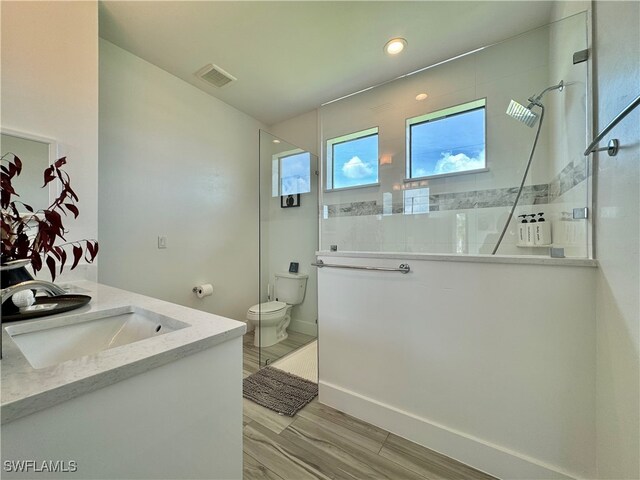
xmin=506 ymin=80 xmax=564 ymax=128
xmin=506 ymin=99 xmax=539 ymax=127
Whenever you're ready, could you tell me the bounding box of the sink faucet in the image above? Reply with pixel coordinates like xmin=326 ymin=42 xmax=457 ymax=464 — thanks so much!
xmin=1 ymin=280 xmax=67 ymax=359
xmin=1 ymin=280 xmax=66 ymax=306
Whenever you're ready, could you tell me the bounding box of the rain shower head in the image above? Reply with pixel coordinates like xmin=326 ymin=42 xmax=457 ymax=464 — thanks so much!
xmin=506 ymin=99 xmax=539 ymax=127
xmin=506 ymin=80 xmax=564 ymax=128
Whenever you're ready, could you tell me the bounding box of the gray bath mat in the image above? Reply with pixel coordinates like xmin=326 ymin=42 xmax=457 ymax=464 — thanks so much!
xmin=243 ymin=366 xmax=318 ymax=417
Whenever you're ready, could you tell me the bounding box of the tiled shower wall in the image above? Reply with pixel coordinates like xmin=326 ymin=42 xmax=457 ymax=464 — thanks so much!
xmin=322 ymin=181 xmax=588 ymax=255
xmin=320 ymin=12 xmax=590 ymax=257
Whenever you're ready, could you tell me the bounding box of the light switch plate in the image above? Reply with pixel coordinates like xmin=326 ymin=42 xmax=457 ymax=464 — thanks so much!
xmin=158 ymin=236 xmax=167 ymax=249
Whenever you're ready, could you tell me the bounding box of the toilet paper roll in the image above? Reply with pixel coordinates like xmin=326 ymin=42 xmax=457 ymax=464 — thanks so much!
xmin=194 ymin=284 xmax=213 ymax=298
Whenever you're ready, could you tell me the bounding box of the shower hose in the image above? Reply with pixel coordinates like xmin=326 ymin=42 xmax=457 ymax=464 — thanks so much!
xmin=492 ymin=104 xmax=545 ymax=255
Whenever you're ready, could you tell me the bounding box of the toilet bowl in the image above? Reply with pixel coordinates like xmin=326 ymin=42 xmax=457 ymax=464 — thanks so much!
xmin=246 ymin=272 xmax=307 ymax=348
xmin=246 ymin=301 xmax=292 ymax=347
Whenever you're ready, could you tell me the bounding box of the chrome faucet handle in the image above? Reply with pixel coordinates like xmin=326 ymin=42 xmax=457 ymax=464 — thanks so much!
xmin=1 ymin=280 xmax=67 ymax=306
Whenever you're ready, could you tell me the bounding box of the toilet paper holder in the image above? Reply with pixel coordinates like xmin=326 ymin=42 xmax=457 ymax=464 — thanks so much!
xmin=192 ymin=284 xmax=214 ymax=298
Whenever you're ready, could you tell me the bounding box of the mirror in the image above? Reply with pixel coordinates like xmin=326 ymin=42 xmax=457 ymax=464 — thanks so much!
xmin=1 ymin=129 xmax=58 ymax=213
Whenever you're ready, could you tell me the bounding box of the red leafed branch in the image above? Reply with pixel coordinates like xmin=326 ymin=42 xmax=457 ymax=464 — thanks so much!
xmin=1 ymin=152 xmax=98 ymax=281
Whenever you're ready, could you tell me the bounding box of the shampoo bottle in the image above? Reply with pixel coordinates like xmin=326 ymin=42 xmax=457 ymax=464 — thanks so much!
xmin=534 ymin=212 xmax=552 ymax=245
xmin=526 ymin=214 xmax=536 ymax=246
xmin=517 ymin=215 xmax=528 ymax=246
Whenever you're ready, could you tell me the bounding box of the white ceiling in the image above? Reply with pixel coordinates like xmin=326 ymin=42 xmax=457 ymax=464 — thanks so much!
xmin=99 ymin=1 xmax=555 ymax=126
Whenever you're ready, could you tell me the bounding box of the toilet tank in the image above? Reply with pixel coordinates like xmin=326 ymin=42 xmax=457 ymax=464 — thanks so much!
xmin=273 ymin=272 xmax=308 ymax=305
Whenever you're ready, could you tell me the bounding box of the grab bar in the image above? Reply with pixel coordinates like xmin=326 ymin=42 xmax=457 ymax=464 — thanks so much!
xmin=311 ymin=259 xmax=410 ymax=274
xmin=584 ymin=94 xmax=640 ymax=156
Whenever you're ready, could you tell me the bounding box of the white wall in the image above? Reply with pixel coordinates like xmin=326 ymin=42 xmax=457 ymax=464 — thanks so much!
xmin=1 ymin=1 xmax=99 ymax=281
xmin=99 ymin=40 xmax=263 ymax=322
xmin=318 ymin=255 xmax=597 ymax=479
xmin=269 ymin=110 xmax=319 ymax=157
xmin=593 ymin=1 xmax=640 ymax=478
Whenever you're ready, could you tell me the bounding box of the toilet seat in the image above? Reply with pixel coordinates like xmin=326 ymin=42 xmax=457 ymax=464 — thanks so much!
xmin=247 ymin=301 xmax=287 ymax=321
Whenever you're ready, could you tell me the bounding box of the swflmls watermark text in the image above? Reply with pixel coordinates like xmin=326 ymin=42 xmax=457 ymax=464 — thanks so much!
xmin=4 ymin=460 xmax=78 ymax=473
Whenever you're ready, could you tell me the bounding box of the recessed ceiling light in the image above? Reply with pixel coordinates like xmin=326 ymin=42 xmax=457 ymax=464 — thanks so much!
xmin=384 ymin=38 xmax=407 ymax=55
xmin=273 ymin=139 xmax=281 ymax=144
xmin=415 ymin=93 xmax=428 ymax=101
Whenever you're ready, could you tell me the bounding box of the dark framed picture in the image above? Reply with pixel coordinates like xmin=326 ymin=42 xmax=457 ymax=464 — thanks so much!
xmin=289 ymin=262 xmax=299 ymax=273
xmin=281 ymin=194 xmax=300 ymax=208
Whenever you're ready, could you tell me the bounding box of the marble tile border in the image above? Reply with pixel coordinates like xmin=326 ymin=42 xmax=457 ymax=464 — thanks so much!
xmin=325 ymin=159 xmax=589 ymax=218
xmin=325 ymin=184 xmax=549 ymax=218
xmin=549 ymin=158 xmax=588 ymax=202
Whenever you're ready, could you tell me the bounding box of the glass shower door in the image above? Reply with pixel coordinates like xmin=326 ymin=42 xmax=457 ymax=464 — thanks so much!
xmin=258 ymin=130 xmax=319 ymax=367
xmin=318 ymin=12 xmax=591 ymax=258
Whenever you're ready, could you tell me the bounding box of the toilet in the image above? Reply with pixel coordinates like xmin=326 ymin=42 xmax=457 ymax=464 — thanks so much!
xmin=246 ymin=272 xmax=308 ymax=347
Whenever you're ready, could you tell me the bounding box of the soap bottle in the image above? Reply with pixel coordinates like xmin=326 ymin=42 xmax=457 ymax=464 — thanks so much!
xmin=526 ymin=214 xmax=536 ymax=246
xmin=517 ymin=215 xmax=528 ymax=246
xmin=534 ymin=212 xmax=551 ymax=245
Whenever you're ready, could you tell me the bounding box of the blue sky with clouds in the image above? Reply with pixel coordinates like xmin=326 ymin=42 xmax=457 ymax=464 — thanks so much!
xmin=333 ymin=135 xmax=378 ymax=188
xmin=411 ymin=108 xmax=485 ymax=177
xmin=330 ymin=109 xmax=484 ymax=188
xmin=280 ymin=152 xmax=311 ymax=195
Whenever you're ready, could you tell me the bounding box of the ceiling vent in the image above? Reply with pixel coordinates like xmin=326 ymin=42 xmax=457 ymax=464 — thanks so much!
xmin=195 ymin=64 xmax=237 ymax=88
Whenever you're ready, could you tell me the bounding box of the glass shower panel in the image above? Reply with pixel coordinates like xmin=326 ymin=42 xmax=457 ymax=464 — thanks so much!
xmin=258 ymin=130 xmax=319 ymax=367
xmin=319 ymin=12 xmax=590 ymax=258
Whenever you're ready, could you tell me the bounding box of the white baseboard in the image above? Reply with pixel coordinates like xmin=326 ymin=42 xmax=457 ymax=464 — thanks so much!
xmin=289 ymin=319 xmax=317 ymax=336
xmin=319 ymin=381 xmax=577 ymax=480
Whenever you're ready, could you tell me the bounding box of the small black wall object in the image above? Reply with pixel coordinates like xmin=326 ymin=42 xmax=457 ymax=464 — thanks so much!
xmin=289 ymin=262 xmax=299 ymax=273
xmin=281 ymin=194 xmax=300 ymax=208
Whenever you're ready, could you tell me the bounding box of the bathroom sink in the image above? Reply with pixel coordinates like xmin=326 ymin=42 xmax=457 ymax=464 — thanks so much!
xmin=5 ymin=305 xmax=190 ymax=369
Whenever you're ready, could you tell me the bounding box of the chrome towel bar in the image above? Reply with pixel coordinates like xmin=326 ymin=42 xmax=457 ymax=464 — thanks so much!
xmin=584 ymin=94 xmax=640 ymax=156
xmin=311 ymin=259 xmax=410 ymax=274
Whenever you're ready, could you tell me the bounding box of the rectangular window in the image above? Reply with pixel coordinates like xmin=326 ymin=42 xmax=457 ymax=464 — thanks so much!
xmin=407 ymin=99 xmax=486 ymax=179
xmin=272 ymin=150 xmax=311 ymax=197
xmin=326 ymin=127 xmax=378 ymax=190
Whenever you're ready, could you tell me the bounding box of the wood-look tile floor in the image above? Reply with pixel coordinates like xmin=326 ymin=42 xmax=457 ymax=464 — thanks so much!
xmin=242 ymin=333 xmax=497 ymax=480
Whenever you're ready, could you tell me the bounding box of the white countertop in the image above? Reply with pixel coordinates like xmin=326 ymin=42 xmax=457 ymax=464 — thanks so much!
xmin=1 ymin=281 xmax=246 ymax=424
